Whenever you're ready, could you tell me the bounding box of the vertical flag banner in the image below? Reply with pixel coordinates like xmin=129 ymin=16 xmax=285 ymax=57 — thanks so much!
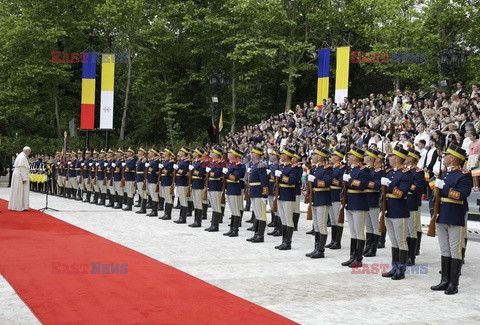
xmin=316 ymin=48 xmax=330 ymax=108
xmin=219 ymin=110 xmax=223 ymax=132
xmin=80 ymin=52 xmax=96 ymax=130
xmin=334 ymin=46 xmax=350 ymax=105
xmin=100 ymin=54 xmax=115 ymax=129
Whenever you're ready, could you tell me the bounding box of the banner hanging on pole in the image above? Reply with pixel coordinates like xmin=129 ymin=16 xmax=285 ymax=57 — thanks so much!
xmin=100 ymin=54 xmax=115 ymax=130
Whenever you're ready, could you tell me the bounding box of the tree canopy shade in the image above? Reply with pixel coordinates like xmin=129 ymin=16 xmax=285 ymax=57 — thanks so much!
xmin=0 ymin=0 xmax=478 ymax=158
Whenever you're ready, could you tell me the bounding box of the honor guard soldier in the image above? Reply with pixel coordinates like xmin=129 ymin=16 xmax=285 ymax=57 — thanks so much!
xmin=363 ymin=148 xmax=384 ymax=257
xmin=113 ymin=148 xmax=125 ymax=209
xmin=431 ymin=144 xmax=472 ymax=295
xmin=291 ymin=153 xmax=303 ymax=231
xmin=189 ymin=147 xmax=207 ymax=227
xmin=173 ymin=146 xmax=191 ymax=224
xmin=327 ymin=148 xmax=346 ymax=249
xmin=341 ymin=147 xmax=370 ymax=268
xmin=96 ymin=150 xmax=107 ymax=205
xmin=159 ymin=147 xmax=175 ymax=220
xmin=273 ymin=147 xmax=302 ymax=250
xmin=88 ymin=150 xmax=98 ymax=204
xmin=82 ymin=149 xmax=93 ymax=203
xmin=205 ymin=147 xmax=224 ymax=232
xmin=105 ymin=149 xmax=115 ymax=207
xmin=267 ymin=150 xmax=282 ymax=237
xmin=135 ymin=147 xmax=148 ymax=214
xmin=246 ymin=146 xmax=269 ymax=243
xmin=67 ymin=151 xmax=78 ymax=199
xmin=145 ymin=147 xmax=160 ymax=216
xmin=122 ymin=147 xmax=136 ymax=211
xmin=75 ymin=149 xmax=84 ymax=200
xmin=57 ymin=153 xmax=65 ymax=196
xmin=380 ymin=146 xmax=414 ymax=280
xmin=404 ymin=148 xmax=425 ymax=265
xmin=222 ymin=147 xmax=246 ymax=237
xmin=306 ymin=147 xmax=332 ymax=258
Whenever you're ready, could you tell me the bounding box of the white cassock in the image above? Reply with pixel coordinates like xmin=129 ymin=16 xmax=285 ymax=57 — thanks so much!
xmin=8 ymin=152 xmax=30 ymax=211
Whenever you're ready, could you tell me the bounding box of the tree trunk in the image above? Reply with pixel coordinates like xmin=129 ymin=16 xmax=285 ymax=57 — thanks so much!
xmin=53 ymin=88 xmax=61 ymax=138
xmin=120 ymin=47 xmax=132 ymax=140
xmin=230 ymin=61 xmax=237 ymax=134
xmin=285 ymin=55 xmax=294 ymax=111
xmin=393 ymin=76 xmax=400 ymax=91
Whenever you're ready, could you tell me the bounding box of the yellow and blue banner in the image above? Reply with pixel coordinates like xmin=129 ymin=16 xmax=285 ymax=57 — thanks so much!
xmin=471 ymin=167 xmax=480 ymax=177
xmin=80 ymin=52 xmax=96 ymax=130
xmin=334 ymin=46 xmax=350 ymax=105
xmin=316 ymin=48 xmax=330 ymax=108
xmin=219 ymin=110 xmax=223 ymax=132
xmin=99 ymin=54 xmax=115 ymax=130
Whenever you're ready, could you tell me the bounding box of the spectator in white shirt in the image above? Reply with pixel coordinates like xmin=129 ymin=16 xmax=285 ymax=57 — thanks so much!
xmin=414 ymin=122 xmax=430 ymax=151
xmin=416 ymin=139 xmax=428 ymax=169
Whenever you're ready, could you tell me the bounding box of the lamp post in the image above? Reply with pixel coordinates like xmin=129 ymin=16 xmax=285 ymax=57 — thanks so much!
xmin=209 ymin=71 xmax=229 ymax=144
xmin=439 ymin=44 xmax=466 ymax=91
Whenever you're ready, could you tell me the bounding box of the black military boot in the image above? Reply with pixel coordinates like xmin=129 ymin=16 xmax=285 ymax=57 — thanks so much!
xmin=134 ymin=195 xmax=141 ymax=207
xmin=350 ymin=239 xmax=365 ymax=267
xmin=306 ymin=225 xmax=315 ymax=235
xmin=247 ymin=218 xmax=258 ymax=232
xmin=244 ymin=199 xmax=251 ymax=211
xmin=246 ymin=212 xmax=255 ymax=223
xmin=363 ymin=233 xmax=372 ymax=255
xmin=189 ymin=209 xmax=202 ymax=227
xmin=269 ymin=217 xmax=283 ymax=237
xmin=341 ymin=239 xmax=357 ymax=266
xmin=147 ymin=202 xmax=158 ymax=217
xmin=105 ymin=191 xmax=113 ymax=207
xmin=228 ymin=215 xmax=240 ymax=237
xmin=415 ymin=231 xmax=422 ymax=255
xmin=220 ymin=206 xmax=225 ymax=223
xmin=431 ymin=256 xmax=451 ymax=291
xmin=174 ymin=206 xmax=187 ymax=224
xmin=136 ymin=199 xmax=147 ymax=214
xmin=114 ymin=194 xmax=123 ymax=209
xmin=146 ymin=196 xmax=151 ymax=209
xmin=326 ymin=226 xmax=337 ymax=249
xmin=311 ymin=234 xmax=328 ymax=259
xmin=90 ymin=192 xmax=98 ymax=204
xmin=392 ymin=249 xmax=408 ymax=280
xmin=187 ymin=200 xmax=193 ymax=217
xmin=275 ymin=225 xmax=288 ymax=249
xmin=202 ymin=203 xmax=208 ymax=220
xmin=174 ymin=197 xmax=180 ymax=209
xmin=160 ymin=203 xmax=173 ymax=220
xmin=122 ymin=197 xmax=133 ymax=211
xmin=292 ymin=213 xmax=300 ymax=231
xmin=407 ymin=237 xmax=417 ymax=265
xmin=444 ymin=258 xmax=462 ymax=295
xmin=377 ymin=230 xmax=386 ymax=248
xmin=278 ymin=226 xmax=293 ymax=250
xmin=251 ymin=220 xmax=266 ymax=243
xmin=98 ymin=193 xmax=106 ymax=206
xmin=223 ymin=215 xmax=235 ymax=236
xmin=83 ymin=191 xmax=91 ymax=202
xmin=364 ymin=234 xmax=380 ymax=257
xmin=158 ymin=197 xmax=164 ymax=211
xmin=75 ymin=189 xmax=83 ymax=201
xmin=330 ymin=226 xmax=343 ymax=250
xmin=267 ymin=212 xmax=275 ymax=227
xmin=306 ymin=232 xmax=320 ymax=257
xmin=206 ymin=212 xmax=220 ymax=232
xmin=382 ymin=247 xmax=399 ymax=277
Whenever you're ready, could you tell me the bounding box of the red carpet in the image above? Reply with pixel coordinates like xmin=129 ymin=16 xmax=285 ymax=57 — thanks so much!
xmin=0 ymin=200 xmax=295 ymax=324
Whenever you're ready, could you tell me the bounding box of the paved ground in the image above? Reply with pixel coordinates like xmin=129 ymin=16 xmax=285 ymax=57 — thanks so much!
xmin=1 ymin=187 xmax=479 ymax=324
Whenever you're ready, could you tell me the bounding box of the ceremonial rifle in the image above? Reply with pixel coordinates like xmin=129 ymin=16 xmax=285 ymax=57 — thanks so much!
xmin=307 ymin=165 xmax=313 ymax=221
xmin=428 ymin=141 xmax=446 ymax=237
xmin=378 ymin=138 xmax=387 ymax=232
xmin=170 ymin=163 xmax=177 ymax=195
xmin=338 ymin=139 xmax=350 ymax=224
xmin=120 ymin=161 xmax=125 ymax=187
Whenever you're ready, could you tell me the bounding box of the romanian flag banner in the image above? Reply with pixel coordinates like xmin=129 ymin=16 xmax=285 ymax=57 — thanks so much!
xmin=99 ymin=54 xmax=115 ymax=130
xmin=316 ymin=48 xmax=330 ymax=108
xmin=424 ymin=172 xmax=430 ymax=182
xmin=80 ymin=52 xmax=96 ymax=130
xmin=334 ymin=46 xmax=350 ymax=105
xmin=429 ymin=177 xmax=436 ymax=190
xmin=471 ymin=166 xmax=480 ymax=177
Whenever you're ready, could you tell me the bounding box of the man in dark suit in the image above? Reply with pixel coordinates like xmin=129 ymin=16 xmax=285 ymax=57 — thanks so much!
xmin=8 ymin=155 xmax=15 ymax=187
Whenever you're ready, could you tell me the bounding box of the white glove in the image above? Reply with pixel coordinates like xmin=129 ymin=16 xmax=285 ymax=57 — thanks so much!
xmin=275 ymin=170 xmax=282 ymax=177
xmin=89 ymin=163 xmax=92 ymax=167
xmin=81 ymin=163 xmax=84 ymax=166
xmin=308 ymin=174 xmax=316 ymax=182
xmin=206 ymin=167 xmax=211 ymax=172
xmin=104 ymin=162 xmax=108 ymax=167
xmin=266 ymin=169 xmax=271 ymax=175
xmin=222 ymin=167 xmax=228 ymax=174
xmin=173 ymin=164 xmax=178 ymax=170
xmin=247 ymin=168 xmax=251 ymax=173
xmin=96 ymin=162 xmax=99 ymax=166
xmin=188 ymin=165 xmax=194 ymax=171
xmin=381 ymin=177 xmax=391 ymax=186
xmin=122 ymin=162 xmax=126 ymax=167
xmin=435 ymin=180 xmax=445 ymax=189
xmin=145 ymin=163 xmax=149 ymax=167
xmin=159 ymin=163 xmax=164 ymax=169
xmin=343 ymin=174 xmax=351 ymax=182
xmin=68 ymin=161 xmax=71 ymax=165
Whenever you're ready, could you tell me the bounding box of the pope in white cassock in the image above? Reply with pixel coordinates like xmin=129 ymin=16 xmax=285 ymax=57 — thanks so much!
xmin=8 ymin=146 xmax=31 ymax=211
